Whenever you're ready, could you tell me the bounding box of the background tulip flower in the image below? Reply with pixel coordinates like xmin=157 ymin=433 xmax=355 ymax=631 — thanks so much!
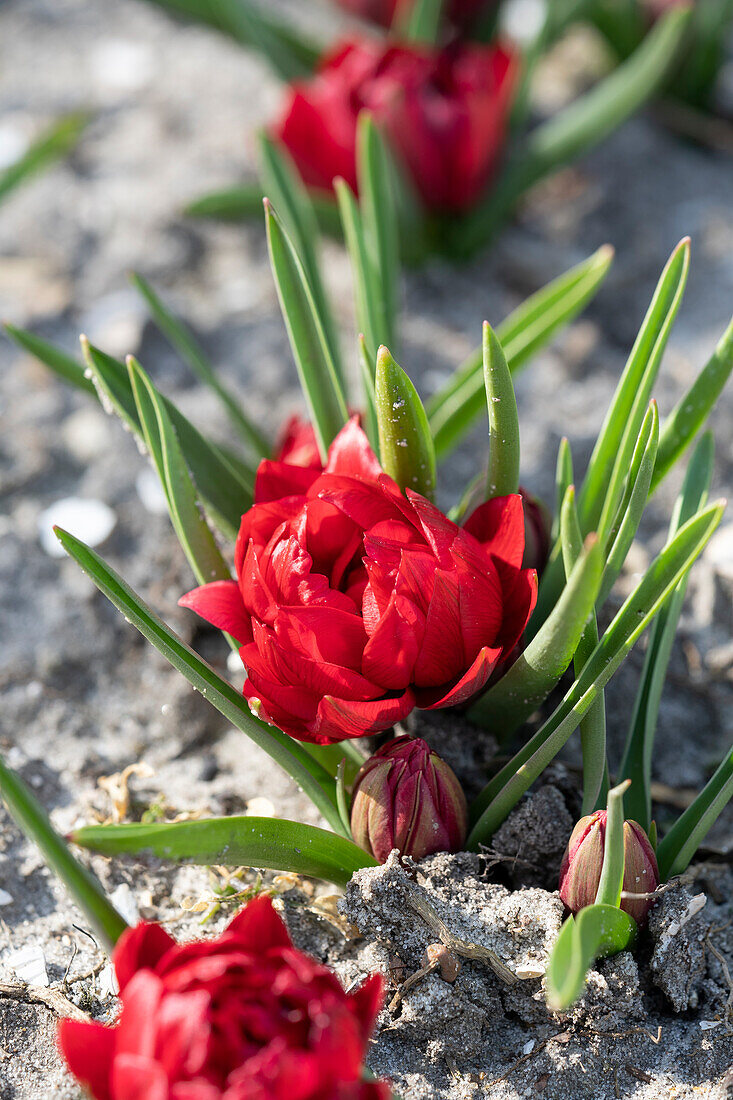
xmin=58 ymin=896 xmax=387 ymax=1100
xmin=559 ymin=810 xmax=660 ymax=924
xmin=180 ymin=419 xmax=537 ymax=743
xmin=275 ymin=412 xmax=323 ymax=469
xmin=520 ymin=488 xmax=552 ymax=573
xmin=275 ymin=37 xmax=516 ymax=213
xmin=351 ymin=735 xmax=468 ymax=861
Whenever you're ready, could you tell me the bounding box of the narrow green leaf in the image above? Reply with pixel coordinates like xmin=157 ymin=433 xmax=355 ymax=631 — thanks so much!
xmin=561 ymin=486 xmax=607 ymax=815
xmin=375 ymin=345 xmax=436 ymax=499
xmin=652 ymin=316 xmax=733 ymax=491
xmin=483 ymin=322 xmax=520 ymax=498
xmin=0 ymin=112 xmax=87 ymax=206
xmin=141 ymin=0 xmax=318 ymax=79
xmin=427 ymin=246 xmax=614 ymax=456
xmin=401 ymin=0 xmax=444 ymax=42
xmin=657 ymin=746 xmax=733 ymax=881
xmin=595 ymin=780 xmax=630 ymax=907
xmin=265 ymin=199 xmax=348 ymax=461
xmin=452 ymin=8 xmax=691 ymax=253
xmin=579 ymin=239 xmax=690 ymax=534
xmin=130 ymin=272 xmax=269 ymax=457
xmin=469 ymin=533 xmax=603 ymax=733
xmin=54 ymin=528 xmax=345 ymax=835
xmin=185 ymin=184 xmax=343 ymax=237
xmin=336 ymin=760 xmax=353 ymax=839
xmin=334 ymin=178 xmax=383 ymax=364
xmin=3 ymin=323 xmax=97 ymax=396
xmin=358 ymin=334 xmax=379 ymax=451
xmin=467 ymin=500 xmax=724 ymax=845
xmin=0 ymin=754 xmax=128 ymax=951
xmin=597 ymin=400 xmax=659 ymax=606
xmin=545 ymin=905 xmax=636 ymax=1011
xmin=127 ymin=357 xmax=232 ymax=592
xmin=356 ymin=113 xmax=400 ymax=354
xmin=81 ymin=339 xmax=253 ymax=541
xmin=71 ymin=816 xmax=375 ymax=889
xmin=620 ymin=432 xmax=714 ymax=829
xmin=258 ymin=134 xmax=344 ymax=390
xmin=553 ymin=437 xmax=575 ymax=544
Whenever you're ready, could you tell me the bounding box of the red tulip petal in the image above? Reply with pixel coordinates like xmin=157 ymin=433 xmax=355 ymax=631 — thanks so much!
xmin=325 ymin=417 xmax=384 ymax=480
xmin=404 ymin=490 xmax=457 ymax=566
xmin=362 ymin=589 xmax=420 ymax=690
xmin=117 ymin=972 xmax=165 ymax=1057
xmin=276 ymin=605 xmax=367 ymax=668
xmin=349 ymin=972 xmax=385 ymax=1040
xmin=178 ymin=581 xmax=252 ymax=645
xmin=314 ymin=689 xmax=415 ymax=742
xmin=113 ymin=923 xmax=176 ymax=993
xmin=276 ymin=85 xmax=358 ymax=194
xmin=495 ymin=563 xmax=538 ymax=652
xmin=416 ymin=643 xmax=502 ymax=709
xmin=226 ymin=894 xmax=292 ymax=949
xmin=318 ymin=475 xmax=404 ymax=532
xmin=111 ymin=1052 xmax=168 ymax=1100
xmin=275 ymin=413 xmax=322 ymax=468
xmin=58 ymin=1019 xmax=115 ymax=1100
xmin=412 ymin=569 xmax=464 ymax=686
xmin=255 ymin=459 xmax=321 ymax=504
xmin=463 ymin=494 xmax=526 ymax=569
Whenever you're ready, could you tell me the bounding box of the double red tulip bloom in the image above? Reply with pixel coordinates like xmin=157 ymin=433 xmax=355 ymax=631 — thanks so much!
xmin=335 ymin=0 xmax=493 ymax=31
xmin=181 ymin=419 xmax=537 ymax=744
xmin=59 ymin=896 xmax=386 ymax=1100
xmin=275 ymin=36 xmax=515 ymax=213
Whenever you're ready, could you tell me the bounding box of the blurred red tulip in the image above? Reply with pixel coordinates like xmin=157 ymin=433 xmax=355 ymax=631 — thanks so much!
xmin=275 ymin=37 xmax=516 ymax=213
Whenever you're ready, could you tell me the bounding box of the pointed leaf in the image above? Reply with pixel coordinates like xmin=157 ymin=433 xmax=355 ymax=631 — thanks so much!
xmin=0 ymin=112 xmax=87 ymax=205
xmin=335 ymin=177 xmax=383 ymax=363
xmin=186 ymin=183 xmax=343 ymax=236
xmin=375 ymin=345 xmax=436 ymax=499
xmin=130 ymin=271 xmax=269 ymax=456
xmin=53 ymin=528 xmax=344 ymax=834
xmin=483 ymin=322 xmax=520 ymax=498
xmin=427 ymin=247 xmax=614 ymax=456
xmin=358 ymin=333 xmax=379 ymax=451
xmin=4 ymin=323 xmax=96 ymax=396
xmin=265 ymin=199 xmax=348 ymax=461
xmin=470 ymin=533 xmax=603 ymax=733
xmin=0 ymin=754 xmax=127 ymax=951
xmin=468 ymin=500 xmax=725 ymax=844
xmin=595 ymin=780 xmax=631 ymax=907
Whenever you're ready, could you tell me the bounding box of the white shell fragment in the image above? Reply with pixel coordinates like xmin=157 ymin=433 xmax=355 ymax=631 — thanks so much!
xmin=0 ymin=889 xmax=13 ymax=907
xmin=136 ymin=467 xmax=168 ymax=515
xmin=38 ymin=497 xmax=116 ymax=558
xmin=5 ymin=944 xmax=48 ymax=987
xmin=110 ymin=883 xmax=140 ymax=925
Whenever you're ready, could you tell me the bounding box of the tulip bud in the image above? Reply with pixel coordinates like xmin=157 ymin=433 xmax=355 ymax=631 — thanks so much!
xmin=520 ymin=488 xmax=552 ymax=574
xmin=350 ymin=736 xmax=468 ymax=863
xmin=559 ymin=811 xmax=660 ymax=925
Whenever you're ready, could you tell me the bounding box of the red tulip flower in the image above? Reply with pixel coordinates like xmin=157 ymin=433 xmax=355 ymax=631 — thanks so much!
xmin=275 ymin=413 xmax=323 ymax=469
xmin=58 ymin=896 xmax=387 ymax=1100
xmin=351 ymin=735 xmax=468 ymax=861
xmin=181 ymin=419 xmax=537 ymax=744
xmin=335 ymin=0 xmax=493 ymax=31
xmin=275 ymin=37 xmax=516 ymax=213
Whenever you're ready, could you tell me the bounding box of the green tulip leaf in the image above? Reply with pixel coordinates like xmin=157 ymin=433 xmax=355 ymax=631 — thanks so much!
xmin=0 ymin=754 xmax=128 ymax=951
xmin=400 ymin=0 xmax=444 ymax=42
xmin=428 ymin=246 xmax=613 ymax=456
xmin=185 ymin=183 xmax=342 ymax=236
xmin=483 ymin=322 xmax=520 ymax=498
xmin=4 ymin=323 xmax=96 ymax=396
xmin=53 ymin=528 xmax=345 ymax=836
xmin=71 ymin=816 xmax=374 ymax=889
xmin=265 ymin=199 xmax=348 ymax=462
xmin=375 ymin=346 xmax=437 ymax=499
xmin=470 ymin=533 xmax=604 ymax=734
xmin=0 ymin=112 xmax=88 ymax=206
xmin=545 ymin=905 xmax=637 ymax=1012
xmin=356 ymin=113 xmax=400 ymax=354
xmin=468 ymin=500 xmax=724 ymax=845
xmin=335 ymin=178 xmax=383 ymax=366
xmin=619 ymin=432 xmax=714 ymax=830
xmin=130 ymin=271 xmax=269 ymax=457
xmin=595 ymin=780 xmax=630 ymax=908
xmin=657 ymin=746 xmax=733 ymax=881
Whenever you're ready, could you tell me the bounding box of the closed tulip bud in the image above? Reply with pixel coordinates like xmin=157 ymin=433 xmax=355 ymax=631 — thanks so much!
xmin=350 ymin=736 xmax=468 ymax=863
xmin=559 ymin=811 xmax=660 ymax=925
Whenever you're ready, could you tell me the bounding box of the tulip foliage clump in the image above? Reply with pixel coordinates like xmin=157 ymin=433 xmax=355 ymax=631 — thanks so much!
xmin=2 ymin=126 xmax=733 ymax=1023
xmin=143 ymin=0 xmax=695 ymax=260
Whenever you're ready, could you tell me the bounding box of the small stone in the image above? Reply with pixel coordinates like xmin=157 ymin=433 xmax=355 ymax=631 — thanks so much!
xmin=38 ymin=497 xmax=116 ymax=558
xmin=110 ymin=883 xmax=140 ymax=926
xmin=5 ymin=944 xmax=48 ymax=987
xmin=0 ymin=890 xmax=13 ymax=907
xmin=422 ymin=943 xmax=461 ymax=983
xmin=136 ymin=467 xmax=168 ymax=515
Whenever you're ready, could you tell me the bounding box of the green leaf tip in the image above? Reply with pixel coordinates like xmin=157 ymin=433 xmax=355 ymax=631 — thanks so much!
xmin=483 ymin=321 xmax=520 ymax=499
xmin=375 ymin=345 xmax=436 ymax=499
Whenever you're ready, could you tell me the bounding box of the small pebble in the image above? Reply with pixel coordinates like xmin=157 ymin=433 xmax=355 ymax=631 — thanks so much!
xmin=5 ymin=944 xmax=48 ymax=987
xmin=38 ymin=497 xmax=116 ymax=558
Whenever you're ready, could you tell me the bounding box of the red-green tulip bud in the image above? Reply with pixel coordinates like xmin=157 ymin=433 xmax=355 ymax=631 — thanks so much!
xmin=350 ymin=736 xmax=468 ymax=863
xmin=559 ymin=810 xmax=660 ymax=924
